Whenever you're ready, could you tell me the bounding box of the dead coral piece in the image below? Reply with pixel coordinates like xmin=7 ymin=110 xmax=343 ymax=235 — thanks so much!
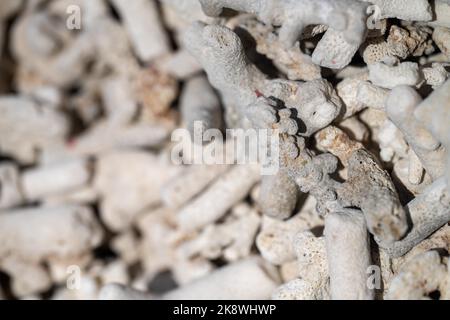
xmin=382 ymin=178 xmax=450 ymax=257
xmin=361 ymin=25 xmax=433 ymax=65
xmin=360 ymin=0 xmax=432 ymax=21
xmin=325 ymin=208 xmax=374 ymax=300
xmin=0 ymin=96 xmax=68 ymax=163
xmin=176 ymin=164 xmax=260 ymax=231
xmin=337 ymin=149 xmax=408 ymax=245
xmin=110 ymin=0 xmax=170 ymax=62
xmin=386 ymin=85 xmax=446 ymax=180
xmin=258 ymin=170 xmax=299 ymax=220
xmin=199 ymin=0 xmax=368 ymax=49
xmin=386 ymin=250 xmax=448 ymax=300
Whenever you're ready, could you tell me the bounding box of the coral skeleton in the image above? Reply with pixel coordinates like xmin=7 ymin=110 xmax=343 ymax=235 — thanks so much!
xmin=386 ymin=85 xmax=446 ymax=180
xmin=180 ymin=75 xmax=223 ymax=137
xmin=0 ymin=0 xmax=449 ymax=301
xmin=360 ymin=0 xmax=432 ymax=21
xmin=258 ymin=170 xmax=299 ymax=220
xmin=381 ymin=178 xmax=450 ymax=257
xmin=324 ymin=208 xmax=374 ymax=300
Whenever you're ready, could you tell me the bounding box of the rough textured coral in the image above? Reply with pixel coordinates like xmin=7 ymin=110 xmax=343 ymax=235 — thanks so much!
xmin=386 ymin=251 xmax=448 ymax=299
xmin=236 ymin=15 xmax=321 ymax=81
xmin=382 ymin=178 xmax=450 ymax=257
xmin=176 ymin=164 xmax=260 ymax=231
xmin=422 ymin=63 xmax=449 ymax=88
xmin=259 ymin=170 xmax=299 ymax=220
xmin=336 ymin=149 xmax=408 ymax=245
xmin=180 ymin=75 xmax=222 ymax=137
xmin=312 ymin=28 xmax=360 ymax=69
xmin=292 ymin=231 xmax=330 ymax=299
xmin=368 ymin=62 xmax=420 ymax=89
xmin=0 ymin=162 xmax=24 ymax=209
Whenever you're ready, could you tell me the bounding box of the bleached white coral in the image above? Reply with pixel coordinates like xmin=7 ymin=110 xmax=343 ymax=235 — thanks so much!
xmin=199 ymin=0 xmax=368 ymax=48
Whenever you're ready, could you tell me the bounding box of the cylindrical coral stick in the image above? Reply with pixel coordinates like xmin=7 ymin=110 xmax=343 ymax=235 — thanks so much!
xmin=163 ymin=257 xmax=280 ymax=300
